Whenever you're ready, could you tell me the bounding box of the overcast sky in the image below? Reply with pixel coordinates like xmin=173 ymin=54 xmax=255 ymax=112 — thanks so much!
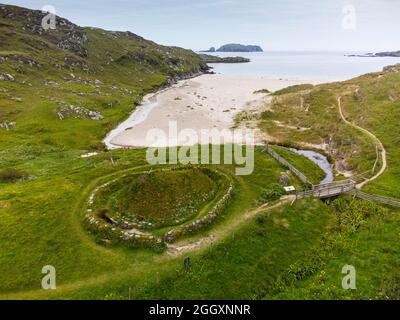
xmin=3 ymin=0 xmax=400 ymax=52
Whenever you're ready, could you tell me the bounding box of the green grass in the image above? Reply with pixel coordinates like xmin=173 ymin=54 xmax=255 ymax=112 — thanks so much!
xmin=0 ymin=148 xmax=304 ymax=299
xmin=270 ymin=197 xmax=400 ymax=300
xmin=1 ymin=4 xmax=400 ymax=301
xmin=270 ymin=145 xmax=326 ymax=185
xmin=256 ymin=66 xmax=400 ymax=188
xmin=98 ymin=168 xmax=219 ymax=228
xmin=272 ymin=84 xmax=314 ymax=96
xmin=341 ymin=68 xmax=400 ymax=198
xmin=132 ymin=199 xmax=333 ymax=300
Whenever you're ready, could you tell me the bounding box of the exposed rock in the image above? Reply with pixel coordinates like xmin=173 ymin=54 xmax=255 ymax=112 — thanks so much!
xmin=0 ymin=5 xmax=89 ymax=57
xmin=0 ymin=54 xmax=41 ymax=68
xmin=199 ymin=54 xmax=250 ymax=64
xmin=57 ymin=105 xmax=103 ymax=121
xmin=45 ymin=80 xmax=60 ymax=86
xmin=375 ymin=51 xmax=400 ymax=57
xmin=383 ymin=65 xmax=399 ymax=73
xmin=201 ymin=47 xmax=216 ymax=53
xmin=279 ymin=173 xmax=290 ymax=186
xmin=0 ymin=121 xmax=16 ymax=130
xmin=0 ymin=73 xmax=14 ymax=81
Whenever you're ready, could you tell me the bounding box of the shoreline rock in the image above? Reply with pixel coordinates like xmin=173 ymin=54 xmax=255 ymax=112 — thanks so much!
xmin=346 ymin=50 xmax=400 ymax=58
xmin=199 ymin=54 xmax=250 ymax=64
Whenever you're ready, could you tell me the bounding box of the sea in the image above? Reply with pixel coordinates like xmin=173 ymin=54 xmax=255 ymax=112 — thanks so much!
xmin=206 ymin=51 xmax=400 ymax=81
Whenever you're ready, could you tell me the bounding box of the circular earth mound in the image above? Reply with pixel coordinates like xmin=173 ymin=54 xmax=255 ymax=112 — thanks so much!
xmin=91 ymin=167 xmax=227 ymax=228
xmin=106 ymin=168 xmax=218 ymax=228
xmin=85 ymin=166 xmax=234 ymax=248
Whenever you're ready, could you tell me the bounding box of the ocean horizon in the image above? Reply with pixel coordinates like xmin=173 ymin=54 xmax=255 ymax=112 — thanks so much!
xmin=205 ymin=51 xmax=400 ymax=81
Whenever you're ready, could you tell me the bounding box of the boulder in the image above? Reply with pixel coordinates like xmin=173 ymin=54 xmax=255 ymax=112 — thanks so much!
xmin=0 ymin=73 xmax=14 ymax=81
xmin=279 ymin=173 xmax=290 ymax=186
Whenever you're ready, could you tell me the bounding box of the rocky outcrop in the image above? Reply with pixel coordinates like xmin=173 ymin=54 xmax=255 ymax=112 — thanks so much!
xmin=1 ymin=4 xmax=88 ymax=57
xmin=347 ymin=51 xmax=400 ymax=58
xmin=0 ymin=121 xmax=16 ymax=130
xmin=201 ymin=47 xmax=216 ymax=53
xmin=0 ymin=73 xmax=14 ymax=81
xmin=383 ymin=65 xmax=399 ymax=73
xmin=57 ymin=105 xmax=103 ymax=120
xmin=199 ymin=54 xmax=250 ymax=63
xmin=0 ymin=54 xmax=41 ymax=68
xmin=375 ymin=51 xmax=400 ymax=57
xmin=0 ymin=4 xmax=207 ymax=81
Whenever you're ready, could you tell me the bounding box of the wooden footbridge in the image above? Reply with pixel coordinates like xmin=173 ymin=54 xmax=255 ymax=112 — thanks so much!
xmin=264 ymin=145 xmax=400 ymax=208
xmin=296 ymin=180 xmax=356 ymax=200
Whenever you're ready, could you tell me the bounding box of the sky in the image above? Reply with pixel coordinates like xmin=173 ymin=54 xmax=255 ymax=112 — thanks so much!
xmin=2 ymin=0 xmax=400 ymax=52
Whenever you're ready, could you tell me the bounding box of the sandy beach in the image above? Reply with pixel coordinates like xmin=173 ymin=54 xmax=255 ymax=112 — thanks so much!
xmin=106 ymin=74 xmax=325 ymax=148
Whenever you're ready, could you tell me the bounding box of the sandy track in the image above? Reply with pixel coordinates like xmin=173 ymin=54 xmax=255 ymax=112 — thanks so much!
xmin=167 ymin=196 xmax=295 ymax=256
xmin=337 ymin=96 xmax=387 ymax=189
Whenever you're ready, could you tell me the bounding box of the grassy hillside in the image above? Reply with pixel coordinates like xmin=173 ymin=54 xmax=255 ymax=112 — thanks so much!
xmin=258 ymin=83 xmax=376 ymax=175
xmin=0 ymin=146 xmax=307 ymax=298
xmin=1 ymin=4 xmax=400 ymax=301
xmin=0 ymin=4 xmax=207 ymax=157
xmin=343 ymin=68 xmax=400 ymax=198
xmin=255 ymin=64 xmax=400 ymax=198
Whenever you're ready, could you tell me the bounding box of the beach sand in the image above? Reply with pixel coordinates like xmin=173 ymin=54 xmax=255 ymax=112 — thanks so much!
xmin=107 ymin=74 xmax=324 ymax=148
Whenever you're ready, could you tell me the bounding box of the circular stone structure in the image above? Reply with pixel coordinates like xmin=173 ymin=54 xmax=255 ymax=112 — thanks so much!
xmin=84 ymin=166 xmax=234 ymax=249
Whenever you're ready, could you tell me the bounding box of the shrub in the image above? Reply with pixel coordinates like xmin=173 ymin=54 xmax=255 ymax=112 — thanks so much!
xmin=331 ymin=197 xmax=386 ymax=233
xmin=261 ymin=110 xmax=274 ymax=119
xmin=256 ymin=227 xmax=266 ymax=237
xmin=381 ymin=275 xmax=400 ymax=299
xmin=272 ymin=84 xmax=314 ymax=96
xmin=256 ymin=215 xmax=266 ymax=224
xmin=0 ymin=168 xmax=28 ymax=183
xmin=254 ymin=89 xmax=270 ymax=94
xmin=259 ymin=184 xmax=285 ymax=203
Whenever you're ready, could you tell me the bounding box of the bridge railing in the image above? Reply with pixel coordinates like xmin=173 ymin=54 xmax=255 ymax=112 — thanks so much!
xmin=347 ymin=189 xmax=400 ymax=208
xmin=296 ymin=181 xmax=356 ymax=200
xmin=263 ymin=144 xmax=400 ymax=206
xmin=348 ymin=170 xmax=375 ymax=184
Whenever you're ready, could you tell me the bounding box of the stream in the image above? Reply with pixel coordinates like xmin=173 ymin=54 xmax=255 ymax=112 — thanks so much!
xmin=290 ymin=148 xmax=334 ymax=185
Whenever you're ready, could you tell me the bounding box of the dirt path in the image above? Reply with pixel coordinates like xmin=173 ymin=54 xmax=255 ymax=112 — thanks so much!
xmin=337 ymin=96 xmax=387 ymax=189
xmin=167 ymin=195 xmax=295 ymax=256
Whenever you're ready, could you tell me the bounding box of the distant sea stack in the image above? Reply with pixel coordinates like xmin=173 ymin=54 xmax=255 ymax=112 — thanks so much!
xmin=202 ymin=44 xmax=263 ymax=53
xmin=200 ymin=47 xmax=216 ymax=53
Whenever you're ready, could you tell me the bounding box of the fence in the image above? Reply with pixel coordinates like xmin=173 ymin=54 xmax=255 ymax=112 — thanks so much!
xmin=264 ymin=144 xmax=400 ymax=207
xmin=264 ymin=145 xmax=313 ymax=187
xmin=347 ymin=189 xmax=400 ymax=208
